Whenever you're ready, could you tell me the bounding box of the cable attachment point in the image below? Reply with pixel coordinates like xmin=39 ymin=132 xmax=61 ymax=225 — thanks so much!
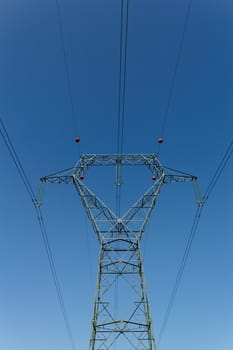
xmin=35 ymin=180 xmax=46 ymax=207
xmin=192 ymin=178 xmax=204 ymax=205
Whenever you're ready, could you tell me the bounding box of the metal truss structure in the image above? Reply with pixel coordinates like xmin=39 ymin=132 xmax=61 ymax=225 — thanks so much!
xmin=39 ymin=154 xmax=202 ymax=350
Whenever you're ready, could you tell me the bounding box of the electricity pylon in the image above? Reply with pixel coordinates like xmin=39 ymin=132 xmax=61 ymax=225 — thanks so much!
xmin=39 ymin=154 xmax=202 ymax=350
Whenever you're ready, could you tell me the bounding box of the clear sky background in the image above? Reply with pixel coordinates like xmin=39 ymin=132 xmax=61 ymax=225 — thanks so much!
xmin=0 ymin=0 xmax=232 ymax=349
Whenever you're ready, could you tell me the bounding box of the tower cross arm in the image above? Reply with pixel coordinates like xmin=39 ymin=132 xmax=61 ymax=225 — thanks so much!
xmin=40 ymin=175 xmax=74 ymax=185
xmin=36 ymin=173 xmax=74 ymax=206
xmin=163 ymin=174 xmax=196 ymax=184
xmin=40 ymin=166 xmax=77 ymax=185
xmin=163 ymin=173 xmax=203 ymax=204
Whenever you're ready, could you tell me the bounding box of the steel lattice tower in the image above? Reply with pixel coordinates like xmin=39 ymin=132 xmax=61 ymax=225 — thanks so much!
xmin=40 ymin=154 xmax=201 ymax=350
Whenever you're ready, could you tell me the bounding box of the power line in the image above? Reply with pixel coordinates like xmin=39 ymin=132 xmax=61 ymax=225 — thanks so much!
xmin=116 ymin=0 xmax=124 ymax=158
xmin=157 ymin=204 xmax=203 ymax=346
xmin=116 ymin=0 xmax=130 ymax=216
xmin=114 ymin=2 xmax=130 ymax=340
xmin=0 ymin=117 xmax=77 ymax=350
xmin=203 ymin=140 xmax=233 ymax=201
xmin=157 ymin=140 xmax=233 ymax=346
xmin=55 ymin=0 xmax=78 ymax=137
xmin=36 ymin=207 xmax=77 ymax=350
xmin=119 ymin=0 xmax=129 ymax=156
xmin=0 ymin=118 xmax=35 ymax=200
xmin=116 ymin=0 xmax=129 ymax=157
xmin=159 ymin=0 xmax=193 ymax=145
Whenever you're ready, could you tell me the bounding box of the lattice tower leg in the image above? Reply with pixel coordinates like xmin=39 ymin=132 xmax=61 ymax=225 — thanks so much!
xmin=88 ymin=238 xmax=156 ymax=350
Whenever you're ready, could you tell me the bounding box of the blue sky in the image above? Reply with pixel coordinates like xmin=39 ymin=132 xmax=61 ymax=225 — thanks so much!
xmin=0 ymin=1 xmax=232 ymax=349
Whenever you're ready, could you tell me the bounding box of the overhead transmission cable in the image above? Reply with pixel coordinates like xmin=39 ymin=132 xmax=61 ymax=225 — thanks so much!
xmin=202 ymin=140 xmax=233 ymax=202
xmin=116 ymin=0 xmax=124 ymax=160
xmin=117 ymin=0 xmax=129 ymax=157
xmin=157 ymin=140 xmax=233 ymax=346
xmin=116 ymin=0 xmax=129 ymax=216
xmin=114 ymin=0 xmax=130 ymax=336
xmin=158 ymin=0 xmax=192 ymax=148
xmin=55 ymin=0 xmax=78 ymax=137
xmin=0 ymin=117 xmax=77 ymax=350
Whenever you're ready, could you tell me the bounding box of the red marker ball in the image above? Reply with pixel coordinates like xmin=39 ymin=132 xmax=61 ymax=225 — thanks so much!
xmin=80 ymin=175 xmax=84 ymax=180
xmin=75 ymin=137 xmax=80 ymax=143
xmin=152 ymin=175 xmax=156 ymax=181
xmin=157 ymin=137 xmax=164 ymax=144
